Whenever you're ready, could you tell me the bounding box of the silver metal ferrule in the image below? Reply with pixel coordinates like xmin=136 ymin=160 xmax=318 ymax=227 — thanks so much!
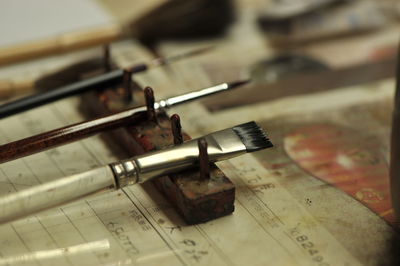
xmin=114 ymin=127 xmax=246 ymax=185
xmin=154 ymin=83 xmax=229 ymax=110
xmin=109 ymin=159 xmax=139 ymax=188
xmin=0 ymin=126 xmax=248 ymax=224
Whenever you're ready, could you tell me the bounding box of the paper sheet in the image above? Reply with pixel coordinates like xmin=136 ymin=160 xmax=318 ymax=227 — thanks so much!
xmin=0 ymin=40 xmax=366 ymax=266
xmin=0 ymin=5 xmax=399 ymax=265
xmin=0 ymin=0 xmax=114 ymax=48
xmin=0 ymin=90 xmax=363 ymax=266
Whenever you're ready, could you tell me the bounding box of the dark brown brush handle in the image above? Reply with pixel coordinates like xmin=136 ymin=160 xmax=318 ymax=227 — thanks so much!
xmin=391 ymin=45 xmax=400 ymax=224
xmin=0 ymin=106 xmax=147 ymax=164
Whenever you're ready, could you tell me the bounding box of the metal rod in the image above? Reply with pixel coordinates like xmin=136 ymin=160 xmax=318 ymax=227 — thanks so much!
xmin=144 ymin=87 xmax=157 ymax=123
xmin=122 ymin=68 xmax=133 ymax=102
xmin=198 ymin=138 xmax=210 ymax=180
xmin=171 ymin=114 xmax=183 ymax=145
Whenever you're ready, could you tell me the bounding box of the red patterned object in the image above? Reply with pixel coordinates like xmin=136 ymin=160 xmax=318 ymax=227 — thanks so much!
xmin=284 ymin=124 xmax=394 ymax=224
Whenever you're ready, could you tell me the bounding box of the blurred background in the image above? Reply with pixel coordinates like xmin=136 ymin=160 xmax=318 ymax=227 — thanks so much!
xmin=1 ymin=0 xmax=399 ymax=102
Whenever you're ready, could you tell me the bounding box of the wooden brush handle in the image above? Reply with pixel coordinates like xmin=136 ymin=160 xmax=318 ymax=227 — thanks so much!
xmin=0 ymin=24 xmax=121 ymax=66
xmin=390 ymin=46 xmax=400 ymax=223
xmin=0 ymin=107 xmax=146 ymax=164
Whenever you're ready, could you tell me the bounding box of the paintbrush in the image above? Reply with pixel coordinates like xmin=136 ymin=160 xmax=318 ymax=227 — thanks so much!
xmin=390 ymin=44 xmax=400 ymax=223
xmin=0 ymin=121 xmax=272 ymax=224
xmin=0 ymin=80 xmax=249 ymax=164
xmin=0 ymin=47 xmax=212 ymax=119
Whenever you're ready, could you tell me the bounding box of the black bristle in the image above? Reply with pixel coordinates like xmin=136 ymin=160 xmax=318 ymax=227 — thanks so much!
xmin=232 ymin=121 xmax=273 ymax=152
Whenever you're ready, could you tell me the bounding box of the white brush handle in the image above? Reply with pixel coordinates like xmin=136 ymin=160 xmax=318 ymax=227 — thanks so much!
xmin=0 ymin=166 xmax=116 ymax=224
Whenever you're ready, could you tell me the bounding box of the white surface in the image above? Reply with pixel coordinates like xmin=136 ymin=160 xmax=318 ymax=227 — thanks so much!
xmin=0 ymin=0 xmax=114 ymax=47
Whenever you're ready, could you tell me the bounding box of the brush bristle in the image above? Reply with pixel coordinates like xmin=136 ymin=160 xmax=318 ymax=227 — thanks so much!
xmin=232 ymin=121 xmax=273 ymax=152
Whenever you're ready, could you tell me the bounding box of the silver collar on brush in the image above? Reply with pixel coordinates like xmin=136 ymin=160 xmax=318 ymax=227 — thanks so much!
xmin=154 ymin=83 xmax=229 ymax=110
xmin=110 ymin=159 xmax=139 ymax=188
xmin=110 ymin=128 xmax=247 ymax=187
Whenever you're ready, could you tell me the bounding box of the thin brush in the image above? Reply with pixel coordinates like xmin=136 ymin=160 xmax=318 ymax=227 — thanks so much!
xmin=150 ymin=46 xmax=213 ymax=67
xmin=0 ymin=121 xmax=272 ymax=224
xmin=0 ymin=80 xmax=250 ymax=164
xmin=0 ymin=47 xmax=213 ymax=119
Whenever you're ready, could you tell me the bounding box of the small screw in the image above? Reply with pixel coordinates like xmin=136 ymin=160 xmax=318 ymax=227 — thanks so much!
xmin=170 ymin=114 xmax=183 ymax=145
xmin=198 ymin=138 xmax=210 ymax=180
xmin=144 ymin=87 xmax=157 ymax=123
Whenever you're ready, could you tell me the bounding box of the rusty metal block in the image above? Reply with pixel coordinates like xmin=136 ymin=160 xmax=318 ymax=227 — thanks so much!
xmin=82 ymin=87 xmax=235 ymax=224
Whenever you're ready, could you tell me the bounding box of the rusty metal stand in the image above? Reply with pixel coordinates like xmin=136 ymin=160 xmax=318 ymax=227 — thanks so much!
xmin=82 ymin=63 xmax=235 ymax=224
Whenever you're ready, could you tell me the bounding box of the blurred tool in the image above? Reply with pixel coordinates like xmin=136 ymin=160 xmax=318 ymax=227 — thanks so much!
xmin=259 ymin=0 xmax=392 ymax=43
xmin=204 ymin=53 xmax=396 ymax=111
xmin=131 ymin=0 xmax=235 ymax=46
xmin=250 ymin=54 xmax=329 ymax=84
xmin=0 ymin=0 xmax=234 ymax=65
xmin=259 ymin=0 xmax=339 ymax=20
xmin=390 ymin=45 xmax=400 ymax=224
xmin=0 ymin=24 xmax=120 ymax=66
xmin=0 ymin=80 xmax=249 ymax=163
xmin=0 ymin=46 xmax=212 ymax=119
xmin=0 ymin=121 xmax=272 ymax=224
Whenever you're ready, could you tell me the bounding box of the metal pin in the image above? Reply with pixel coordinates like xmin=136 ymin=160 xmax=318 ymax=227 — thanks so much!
xmin=198 ymin=138 xmax=210 ymax=180
xmin=103 ymin=45 xmax=111 ymax=72
xmin=122 ymin=69 xmax=133 ymax=102
xmin=170 ymin=114 xmax=183 ymax=145
xmin=144 ymin=87 xmax=157 ymax=122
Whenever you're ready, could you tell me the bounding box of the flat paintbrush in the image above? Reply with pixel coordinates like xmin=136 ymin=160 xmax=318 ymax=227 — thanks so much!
xmin=0 ymin=47 xmax=212 ymax=119
xmin=0 ymin=80 xmax=249 ymax=164
xmin=0 ymin=121 xmax=272 ymax=224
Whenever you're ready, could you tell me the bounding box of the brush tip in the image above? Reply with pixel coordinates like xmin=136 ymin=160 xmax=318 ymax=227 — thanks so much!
xmin=154 ymin=46 xmax=215 ymax=67
xmin=232 ymin=121 xmax=273 ymax=152
xmin=227 ymin=79 xmax=251 ymax=89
